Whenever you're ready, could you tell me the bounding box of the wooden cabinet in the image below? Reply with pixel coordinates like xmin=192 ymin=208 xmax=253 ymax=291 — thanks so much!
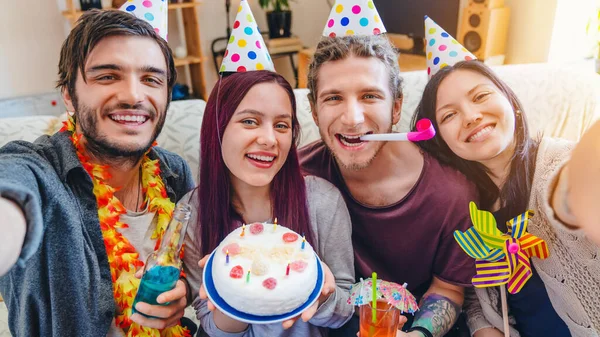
xmin=61 ymin=1 xmax=207 ymax=100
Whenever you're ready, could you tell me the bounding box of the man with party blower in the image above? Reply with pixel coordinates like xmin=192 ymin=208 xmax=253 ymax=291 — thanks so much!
xmin=299 ymin=1 xmax=477 ymax=336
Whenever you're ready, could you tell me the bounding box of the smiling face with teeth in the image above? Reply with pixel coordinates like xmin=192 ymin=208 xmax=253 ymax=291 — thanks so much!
xmin=221 ymin=82 xmax=293 ymax=190
xmin=312 ymin=56 xmax=402 ymax=171
xmin=435 ymin=69 xmax=516 ymax=166
xmin=62 ymin=35 xmax=168 ymax=161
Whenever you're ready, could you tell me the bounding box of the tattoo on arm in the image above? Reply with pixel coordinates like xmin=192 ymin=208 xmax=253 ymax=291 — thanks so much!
xmin=411 ymin=294 xmax=461 ymax=337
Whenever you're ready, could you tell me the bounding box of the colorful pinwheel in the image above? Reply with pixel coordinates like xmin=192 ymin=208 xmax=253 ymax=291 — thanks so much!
xmin=454 ymin=202 xmax=550 ymax=294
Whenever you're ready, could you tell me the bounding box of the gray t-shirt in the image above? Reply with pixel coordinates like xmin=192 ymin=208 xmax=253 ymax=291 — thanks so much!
xmin=107 ymin=206 xmax=156 ymax=337
xmin=181 ymin=175 xmax=355 ymax=337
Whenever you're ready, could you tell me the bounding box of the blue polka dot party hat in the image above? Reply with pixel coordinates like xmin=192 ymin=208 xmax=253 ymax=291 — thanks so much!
xmin=425 ymin=15 xmax=476 ymax=79
xmin=220 ymin=0 xmax=274 ymax=73
xmin=119 ymin=0 xmax=168 ymax=41
xmin=322 ymin=0 xmax=386 ymax=38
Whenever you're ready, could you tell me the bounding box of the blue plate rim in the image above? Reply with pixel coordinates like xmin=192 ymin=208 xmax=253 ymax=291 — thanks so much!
xmin=202 ymin=250 xmax=325 ymax=324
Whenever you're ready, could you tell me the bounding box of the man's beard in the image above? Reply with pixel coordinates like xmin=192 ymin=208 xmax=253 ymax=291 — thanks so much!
xmin=73 ymin=97 xmax=167 ymax=166
xmin=323 ymin=123 xmax=393 ymax=171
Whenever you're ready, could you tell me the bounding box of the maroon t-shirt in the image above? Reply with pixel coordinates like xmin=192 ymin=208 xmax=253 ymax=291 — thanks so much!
xmin=299 ymin=140 xmax=477 ymax=299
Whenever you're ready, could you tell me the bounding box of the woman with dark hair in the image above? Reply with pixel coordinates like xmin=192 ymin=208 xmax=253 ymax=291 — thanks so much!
xmin=411 ymin=60 xmax=600 ymax=337
xmin=180 ymin=70 xmax=355 ymax=337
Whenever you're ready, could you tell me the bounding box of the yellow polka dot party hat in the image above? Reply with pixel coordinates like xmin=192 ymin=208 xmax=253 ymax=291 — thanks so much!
xmin=425 ymin=15 xmax=476 ymax=79
xmin=119 ymin=0 xmax=168 ymax=41
xmin=220 ymin=0 xmax=275 ymax=73
xmin=322 ymin=0 xmax=386 ymax=38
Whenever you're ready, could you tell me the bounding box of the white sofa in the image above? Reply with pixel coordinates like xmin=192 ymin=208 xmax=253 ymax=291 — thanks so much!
xmin=0 ymin=63 xmax=599 ymax=336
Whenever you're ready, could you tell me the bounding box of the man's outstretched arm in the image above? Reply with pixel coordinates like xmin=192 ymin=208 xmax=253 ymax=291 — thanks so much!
xmin=0 ymin=197 xmax=26 ymax=277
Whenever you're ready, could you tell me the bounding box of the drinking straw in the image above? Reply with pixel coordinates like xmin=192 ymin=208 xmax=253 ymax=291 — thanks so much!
xmin=372 ymin=272 xmax=377 ymax=324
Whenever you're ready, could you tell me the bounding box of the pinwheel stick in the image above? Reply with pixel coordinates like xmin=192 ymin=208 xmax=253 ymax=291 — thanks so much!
xmin=500 ymin=286 xmax=510 ymax=337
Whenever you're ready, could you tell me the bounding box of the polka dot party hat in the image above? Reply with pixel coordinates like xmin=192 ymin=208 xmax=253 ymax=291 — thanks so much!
xmin=220 ymin=0 xmax=274 ymax=73
xmin=119 ymin=0 xmax=168 ymax=41
xmin=425 ymin=15 xmax=476 ymax=79
xmin=322 ymin=0 xmax=386 ymax=38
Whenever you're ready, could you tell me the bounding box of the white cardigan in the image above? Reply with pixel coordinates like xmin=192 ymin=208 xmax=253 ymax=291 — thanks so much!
xmin=465 ymin=137 xmax=600 ymax=337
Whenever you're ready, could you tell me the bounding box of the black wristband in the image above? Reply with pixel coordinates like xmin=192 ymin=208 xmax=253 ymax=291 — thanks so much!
xmin=407 ymin=326 xmax=434 ymax=337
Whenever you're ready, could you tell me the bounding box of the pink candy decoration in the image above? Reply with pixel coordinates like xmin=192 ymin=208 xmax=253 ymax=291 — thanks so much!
xmin=222 ymin=242 xmax=241 ymax=255
xmin=283 ymin=232 xmax=299 ymax=243
xmin=290 ymin=260 xmax=308 ymax=272
xmin=249 ymin=223 xmax=264 ymax=235
xmin=262 ymin=277 xmax=277 ymax=290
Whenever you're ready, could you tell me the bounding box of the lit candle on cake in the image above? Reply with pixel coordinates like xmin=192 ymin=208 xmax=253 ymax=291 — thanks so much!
xmin=226 ymin=250 xmax=230 ymax=264
xmin=246 ymin=269 xmax=251 ymax=283
xmin=286 ymin=261 xmax=290 ymax=276
xmin=273 ymin=218 xmax=278 ymax=232
xmin=301 ymin=234 xmax=306 ymax=250
xmin=240 ymin=224 xmax=246 ymax=237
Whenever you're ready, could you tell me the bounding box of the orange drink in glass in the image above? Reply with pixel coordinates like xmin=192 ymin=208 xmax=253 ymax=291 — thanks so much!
xmin=359 ymin=300 xmax=401 ymax=337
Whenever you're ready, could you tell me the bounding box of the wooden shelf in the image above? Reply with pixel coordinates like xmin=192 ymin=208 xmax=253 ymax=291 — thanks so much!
xmin=174 ymin=56 xmax=205 ymax=67
xmin=167 ymin=1 xmax=203 ymax=10
xmin=62 ymin=2 xmax=203 ymax=20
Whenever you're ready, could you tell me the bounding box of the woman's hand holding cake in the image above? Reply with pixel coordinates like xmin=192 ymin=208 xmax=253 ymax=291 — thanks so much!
xmin=281 ymin=262 xmax=336 ymax=329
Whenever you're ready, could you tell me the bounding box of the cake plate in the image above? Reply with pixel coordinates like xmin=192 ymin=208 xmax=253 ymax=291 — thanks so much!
xmin=202 ymin=251 xmax=325 ymax=324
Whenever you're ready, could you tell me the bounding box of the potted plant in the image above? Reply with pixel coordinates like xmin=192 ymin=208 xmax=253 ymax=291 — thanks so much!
xmin=259 ymin=0 xmax=293 ymax=39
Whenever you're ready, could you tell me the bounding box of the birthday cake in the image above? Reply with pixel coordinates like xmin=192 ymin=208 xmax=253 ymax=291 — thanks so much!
xmin=211 ymin=222 xmax=320 ymax=316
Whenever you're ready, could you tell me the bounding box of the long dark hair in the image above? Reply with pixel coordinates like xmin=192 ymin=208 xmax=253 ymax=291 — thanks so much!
xmin=197 ymin=70 xmax=313 ymax=256
xmin=411 ymin=61 xmax=540 ymax=216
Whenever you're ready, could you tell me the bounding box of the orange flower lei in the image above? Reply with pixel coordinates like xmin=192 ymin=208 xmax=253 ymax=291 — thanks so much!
xmin=62 ymin=116 xmax=190 ymax=337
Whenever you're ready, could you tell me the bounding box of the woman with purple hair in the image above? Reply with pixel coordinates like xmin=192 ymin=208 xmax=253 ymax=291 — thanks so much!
xmin=180 ymin=70 xmax=355 ymax=337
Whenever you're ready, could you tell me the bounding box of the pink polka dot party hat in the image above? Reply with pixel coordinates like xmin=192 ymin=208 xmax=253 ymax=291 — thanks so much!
xmin=425 ymin=15 xmax=476 ymax=79
xmin=119 ymin=0 xmax=168 ymax=41
xmin=220 ymin=0 xmax=274 ymax=73
xmin=322 ymin=0 xmax=386 ymax=38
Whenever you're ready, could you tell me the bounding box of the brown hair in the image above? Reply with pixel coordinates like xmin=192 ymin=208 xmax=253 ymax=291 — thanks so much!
xmin=56 ymin=9 xmax=176 ymax=101
xmin=306 ymin=35 xmax=403 ymax=106
xmin=411 ymin=60 xmax=540 ymax=216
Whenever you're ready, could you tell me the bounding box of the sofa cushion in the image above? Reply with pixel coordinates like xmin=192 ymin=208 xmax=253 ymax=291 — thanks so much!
xmin=156 ymin=99 xmax=206 ymax=180
xmin=0 ymin=115 xmax=62 ymax=146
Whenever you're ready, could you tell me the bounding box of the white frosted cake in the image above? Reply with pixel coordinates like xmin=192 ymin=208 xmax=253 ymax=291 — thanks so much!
xmin=212 ymin=222 xmax=319 ymax=316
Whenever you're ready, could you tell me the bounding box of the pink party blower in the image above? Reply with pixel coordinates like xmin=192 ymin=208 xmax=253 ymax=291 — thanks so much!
xmin=360 ymin=119 xmax=436 ymax=142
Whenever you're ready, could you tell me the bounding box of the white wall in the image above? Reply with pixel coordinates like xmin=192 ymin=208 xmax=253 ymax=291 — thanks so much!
xmin=503 ymin=0 xmax=558 ymax=64
xmin=0 ymin=0 xmax=66 ymax=99
xmin=458 ymin=0 xmax=558 ymax=64
xmin=547 ymin=0 xmax=597 ymax=63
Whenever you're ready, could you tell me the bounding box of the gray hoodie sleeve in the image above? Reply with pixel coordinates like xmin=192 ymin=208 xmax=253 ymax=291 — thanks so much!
xmin=304 ymin=175 xmax=355 ymax=328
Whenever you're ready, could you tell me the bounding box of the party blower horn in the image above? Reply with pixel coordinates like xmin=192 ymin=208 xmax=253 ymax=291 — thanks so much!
xmin=360 ymin=118 xmax=436 ymax=142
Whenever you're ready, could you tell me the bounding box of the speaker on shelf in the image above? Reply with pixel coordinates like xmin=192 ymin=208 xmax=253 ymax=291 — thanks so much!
xmin=458 ymin=0 xmax=510 ymax=60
